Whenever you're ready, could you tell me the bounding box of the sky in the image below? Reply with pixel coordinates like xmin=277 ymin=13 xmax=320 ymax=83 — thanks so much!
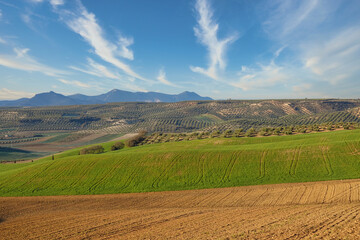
xmin=0 ymin=0 xmax=360 ymax=100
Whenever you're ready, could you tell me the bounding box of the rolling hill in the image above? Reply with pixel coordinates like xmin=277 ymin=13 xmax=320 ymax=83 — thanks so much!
xmin=1 ymin=99 xmax=359 ymax=135
xmin=0 ymin=129 xmax=359 ymax=196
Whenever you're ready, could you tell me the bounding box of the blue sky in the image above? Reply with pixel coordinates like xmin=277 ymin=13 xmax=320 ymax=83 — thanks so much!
xmin=0 ymin=0 xmax=359 ymax=100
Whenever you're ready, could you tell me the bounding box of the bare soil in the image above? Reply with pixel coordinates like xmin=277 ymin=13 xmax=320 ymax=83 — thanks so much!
xmin=1 ymin=179 xmax=360 ymax=239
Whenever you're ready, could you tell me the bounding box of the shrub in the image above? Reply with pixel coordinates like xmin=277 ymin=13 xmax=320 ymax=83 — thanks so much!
xmin=80 ymin=145 xmax=104 ymax=155
xmin=245 ymin=128 xmax=256 ymax=137
xmin=126 ymin=131 xmax=147 ymax=147
xmin=223 ymin=130 xmax=233 ymax=138
xmin=111 ymin=142 xmax=125 ymax=151
xmin=259 ymin=131 xmax=267 ymax=136
xmin=234 ymin=128 xmax=244 ymax=137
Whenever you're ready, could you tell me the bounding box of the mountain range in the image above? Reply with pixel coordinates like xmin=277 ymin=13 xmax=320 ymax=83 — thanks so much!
xmin=0 ymin=89 xmax=212 ymax=107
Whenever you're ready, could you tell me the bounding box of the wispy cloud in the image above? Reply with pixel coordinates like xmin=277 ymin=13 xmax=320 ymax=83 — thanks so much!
xmin=0 ymin=37 xmax=6 ymax=44
xmin=57 ymin=1 xmax=147 ymax=81
xmin=0 ymin=88 xmax=34 ymax=100
xmin=231 ymin=61 xmax=288 ymax=91
xmin=292 ymin=83 xmax=312 ymax=92
xmin=190 ymin=0 xmax=238 ymax=80
xmin=49 ymin=0 xmax=64 ymax=7
xmin=0 ymin=1 xmax=19 ymax=9
xmin=0 ymin=9 xmax=2 ymax=20
xmin=262 ymin=0 xmax=322 ymax=40
xmin=58 ymin=78 xmax=90 ymax=88
xmin=70 ymin=58 xmax=120 ymax=79
xmin=28 ymin=0 xmax=64 ymax=7
xmin=303 ymin=26 xmax=360 ymax=84
xmin=156 ymin=68 xmax=179 ymax=87
xmin=0 ymin=47 xmax=67 ymax=76
xmin=28 ymin=0 xmax=44 ymax=3
xmin=258 ymin=0 xmax=360 ymax=94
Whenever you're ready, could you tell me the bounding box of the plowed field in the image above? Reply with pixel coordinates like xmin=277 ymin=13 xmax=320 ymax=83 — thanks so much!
xmin=2 ymin=179 xmax=360 ymax=239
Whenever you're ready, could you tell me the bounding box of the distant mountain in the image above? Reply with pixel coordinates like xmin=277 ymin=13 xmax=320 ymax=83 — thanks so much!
xmin=0 ymin=89 xmax=212 ymax=107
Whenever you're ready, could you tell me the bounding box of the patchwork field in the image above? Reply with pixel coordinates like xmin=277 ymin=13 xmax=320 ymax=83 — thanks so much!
xmin=1 ymin=179 xmax=360 ymax=239
xmin=1 ymin=129 xmax=359 ymax=196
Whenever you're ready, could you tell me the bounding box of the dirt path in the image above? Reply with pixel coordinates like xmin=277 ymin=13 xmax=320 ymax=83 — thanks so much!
xmin=1 ymin=179 xmax=360 ymax=239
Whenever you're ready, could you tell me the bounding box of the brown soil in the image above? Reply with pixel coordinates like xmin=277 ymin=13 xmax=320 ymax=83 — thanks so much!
xmin=1 ymin=179 xmax=360 ymax=239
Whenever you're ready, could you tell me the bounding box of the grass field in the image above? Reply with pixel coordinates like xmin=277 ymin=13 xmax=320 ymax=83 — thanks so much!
xmin=0 ymin=129 xmax=359 ymax=196
xmin=0 ymin=147 xmax=50 ymax=162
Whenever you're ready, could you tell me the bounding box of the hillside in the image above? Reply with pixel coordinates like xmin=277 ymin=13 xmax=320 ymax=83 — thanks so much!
xmin=0 ymin=129 xmax=359 ymax=196
xmin=0 ymin=99 xmax=359 ymax=135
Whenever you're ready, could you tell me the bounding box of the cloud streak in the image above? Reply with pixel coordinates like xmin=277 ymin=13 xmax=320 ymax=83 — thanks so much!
xmin=0 ymin=47 xmax=68 ymax=77
xmin=0 ymin=37 xmax=6 ymax=44
xmin=262 ymin=0 xmax=320 ymax=39
xmin=57 ymin=1 xmax=147 ymax=81
xmin=58 ymin=78 xmax=90 ymax=88
xmin=0 ymin=88 xmax=34 ymax=100
xmin=70 ymin=58 xmax=120 ymax=80
xmin=303 ymin=26 xmax=360 ymax=84
xmin=190 ymin=0 xmax=238 ymax=80
xmin=156 ymin=68 xmax=179 ymax=87
xmin=231 ymin=61 xmax=288 ymax=91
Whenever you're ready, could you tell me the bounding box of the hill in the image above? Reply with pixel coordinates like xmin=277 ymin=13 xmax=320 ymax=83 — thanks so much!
xmin=0 ymin=89 xmax=212 ymax=107
xmin=0 ymin=129 xmax=359 ymax=196
xmin=0 ymin=99 xmax=359 ymax=135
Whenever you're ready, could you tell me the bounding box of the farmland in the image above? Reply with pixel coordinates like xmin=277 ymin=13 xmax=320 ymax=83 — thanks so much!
xmin=1 ymin=116 xmax=360 ymax=239
xmin=0 ymin=129 xmax=359 ymax=196
xmin=1 ymin=99 xmax=360 ymax=162
xmin=1 ymin=99 xmax=359 ymax=135
xmin=1 ymin=178 xmax=360 ymax=239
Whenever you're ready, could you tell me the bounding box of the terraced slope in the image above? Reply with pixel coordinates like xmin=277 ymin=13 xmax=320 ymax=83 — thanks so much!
xmin=0 ymin=129 xmax=359 ymax=196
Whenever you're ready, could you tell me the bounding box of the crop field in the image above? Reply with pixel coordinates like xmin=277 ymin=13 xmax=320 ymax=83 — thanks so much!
xmin=1 ymin=179 xmax=360 ymax=239
xmin=0 ymin=129 xmax=359 ymax=196
xmin=0 ymin=133 xmax=125 ymax=162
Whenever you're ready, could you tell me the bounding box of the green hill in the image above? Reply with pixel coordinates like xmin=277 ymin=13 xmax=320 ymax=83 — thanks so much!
xmin=0 ymin=129 xmax=359 ymax=196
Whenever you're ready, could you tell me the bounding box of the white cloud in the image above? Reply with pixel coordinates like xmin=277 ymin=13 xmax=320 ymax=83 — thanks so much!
xmin=0 ymin=9 xmax=2 ymax=20
xmin=156 ymin=68 xmax=178 ymax=87
xmin=58 ymin=79 xmax=90 ymax=88
xmin=0 ymin=47 xmax=67 ymax=77
xmin=117 ymin=36 xmax=134 ymax=60
xmin=21 ymin=14 xmax=31 ymax=24
xmin=122 ymin=83 xmax=148 ymax=92
xmin=58 ymin=2 xmax=146 ymax=81
xmin=262 ymin=0 xmax=323 ymax=40
xmin=27 ymin=0 xmax=64 ymax=7
xmin=14 ymin=48 xmax=30 ymax=57
xmin=0 ymin=37 xmax=6 ymax=44
xmin=292 ymin=83 xmax=312 ymax=92
xmin=231 ymin=61 xmax=288 ymax=91
xmin=28 ymin=0 xmax=44 ymax=3
xmin=0 ymin=88 xmax=34 ymax=100
xmin=303 ymin=27 xmax=360 ymax=84
xmin=190 ymin=0 xmax=238 ymax=80
xmin=49 ymin=0 xmax=64 ymax=7
xmin=70 ymin=58 xmax=120 ymax=79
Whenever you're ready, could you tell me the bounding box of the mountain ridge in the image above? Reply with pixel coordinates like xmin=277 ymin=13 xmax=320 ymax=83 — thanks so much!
xmin=0 ymin=89 xmax=212 ymax=107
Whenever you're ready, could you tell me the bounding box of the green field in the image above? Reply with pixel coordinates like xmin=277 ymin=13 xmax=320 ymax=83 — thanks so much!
xmin=0 ymin=130 xmax=359 ymax=196
xmin=0 ymin=147 xmax=50 ymax=163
